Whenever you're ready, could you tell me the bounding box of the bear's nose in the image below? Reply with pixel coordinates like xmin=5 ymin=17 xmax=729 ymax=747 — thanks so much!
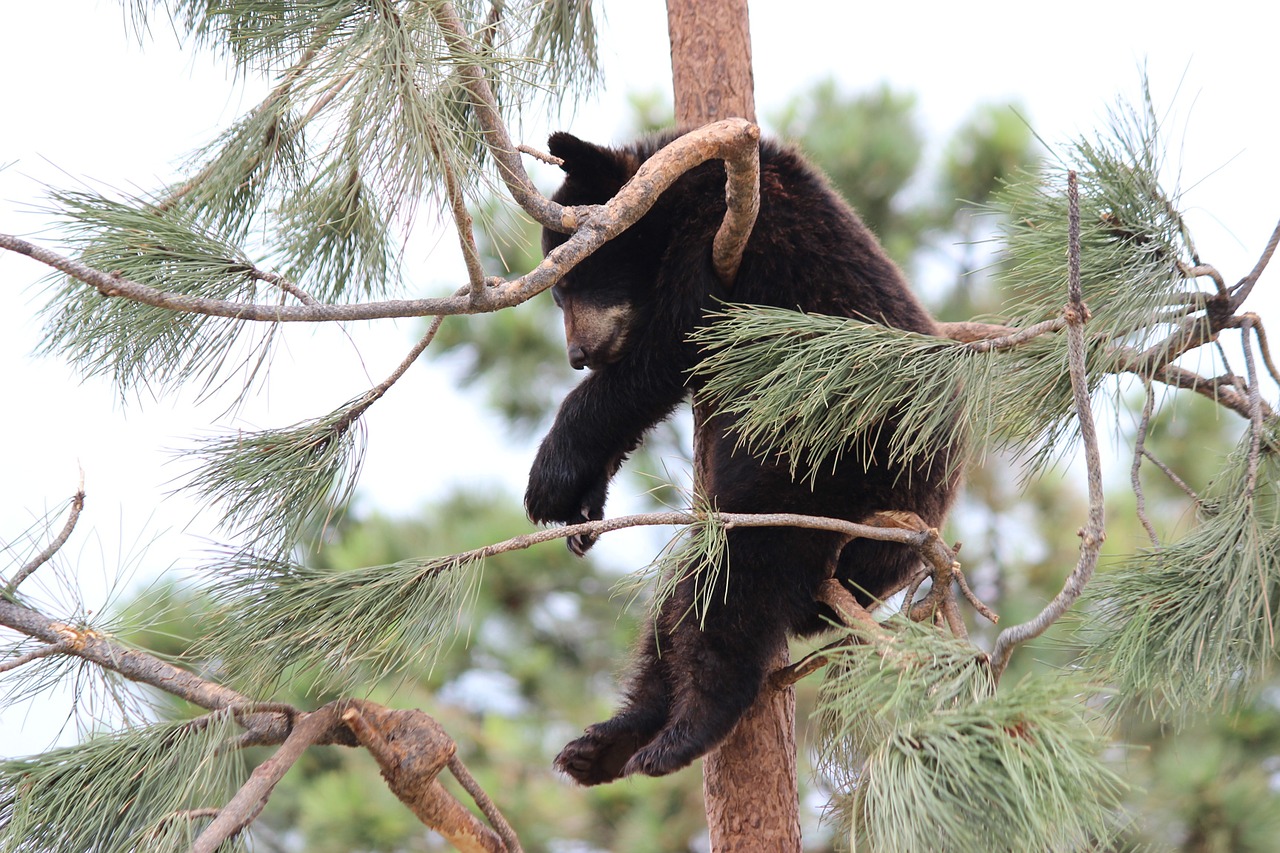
xmin=568 ymin=344 xmax=589 ymax=370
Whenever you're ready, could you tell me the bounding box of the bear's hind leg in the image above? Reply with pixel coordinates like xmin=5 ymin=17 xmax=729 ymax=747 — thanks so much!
xmin=555 ymin=618 xmax=673 ymax=785
xmin=621 ymin=527 xmax=836 ymax=779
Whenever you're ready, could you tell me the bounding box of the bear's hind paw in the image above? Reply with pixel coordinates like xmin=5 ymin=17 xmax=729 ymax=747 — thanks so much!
xmin=620 ymin=731 xmax=702 ymax=779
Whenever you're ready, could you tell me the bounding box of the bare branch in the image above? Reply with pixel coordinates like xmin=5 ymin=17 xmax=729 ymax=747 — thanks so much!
xmin=1131 ymin=381 xmax=1162 ymax=548
xmin=4 ymin=478 xmax=85 ymax=595
xmin=1179 ymin=262 xmax=1227 ymax=298
xmin=516 ymin=144 xmax=563 ymax=167
xmin=1241 ymin=316 xmax=1265 ymax=500
xmin=0 ymin=597 xmax=274 ymax=728
xmin=991 ymin=171 xmax=1106 ymax=680
xmin=192 ymin=704 xmax=340 ymax=853
xmin=955 ymin=317 xmax=1066 ymax=352
xmin=1228 ymin=313 xmax=1280 ymax=387
xmin=429 ymin=1 xmax=573 ymax=232
xmin=449 ymin=755 xmax=523 ymax=853
xmin=954 ymin=566 xmax=997 ymax=624
xmin=711 ymin=124 xmax=760 ymax=287
xmin=343 ymin=702 xmax=512 ymax=853
xmin=249 ymin=268 xmax=320 ymax=307
xmin=0 ymin=638 xmax=75 ymax=674
xmin=1 ymin=121 xmax=764 ymax=328
xmin=1141 ymin=448 xmax=1201 ymax=503
xmin=1230 ymin=215 xmax=1280 ymax=311
xmin=1143 ymin=360 xmax=1269 ymax=419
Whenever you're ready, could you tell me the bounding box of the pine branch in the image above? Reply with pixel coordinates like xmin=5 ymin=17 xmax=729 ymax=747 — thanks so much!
xmin=990 ymin=171 xmax=1106 ymax=680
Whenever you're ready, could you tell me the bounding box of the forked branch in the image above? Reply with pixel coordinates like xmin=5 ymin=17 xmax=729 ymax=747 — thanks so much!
xmin=990 ymin=171 xmax=1106 ymax=679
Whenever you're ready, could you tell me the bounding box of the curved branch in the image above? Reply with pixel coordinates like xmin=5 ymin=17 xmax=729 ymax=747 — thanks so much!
xmin=429 ymin=1 xmax=573 ymax=232
xmin=711 ymin=124 xmax=761 ymax=287
xmin=1 ymin=122 xmax=764 ymax=327
xmin=192 ymin=704 xmax=340 ymax=853
xmin=4 ymin=478 xmax=85 ymax=595
xmin=990 ymin=171 xmax=1106 ymax=679
xmin=1230 ymin=215 xmax=1280 ymax=311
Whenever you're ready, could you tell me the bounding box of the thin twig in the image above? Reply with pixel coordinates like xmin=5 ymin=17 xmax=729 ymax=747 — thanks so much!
xmin=429 ymin=1 xmax=572 ymax=231
xmin=1228 ymin=313 xmax=1280 ymax=387
xmin=1230 ymin=215 xmax=1280 ymax=311
xmin=516 ymin=144 xmax=563 ymax=166
xmin=958 ymin=317 xmax=1068 ymax=352
xmin=991 ymin=171 xmax=1106 ymax=680
xmin=4 ymin=480 xmax=85 ymax=595
xmin=1131 ymin=381 xmax=1162 ymax=548
xmin=449 ymin=755 xmax=523 ymax=853
xmin=1140 ymin=449 xmax=1201 ymax=503
xmin=1241 ymin=316 xmax=1265 ymax=499
xmin=0 ymin=638 xmax=75 ymax=674
xmin=337 ymin=290 xmax=462 ymax=428
xmin=1179 ymin=262 xmax=1227 ymax=298
xmin=770 ymin=637 xmax=858 ymax=689
xmin=898 ymin=568 xmax=929 ymax=618
xmin=249 ymin=269 xmax=320 ymax=307
xmin=954 ymin=567 xmax=998 ymax=624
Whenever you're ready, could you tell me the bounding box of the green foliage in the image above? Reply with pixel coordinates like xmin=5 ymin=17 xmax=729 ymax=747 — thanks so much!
xmin=199 ymin=547 xmax=483 ymax=695
xmin=692 ymin=306 xmax=1096 ymax=481
xmin=994 ymin=92 xmax=1196 ymax=350
xmin=0 ymin=715 xmax=245 ymax=853
xmin=818 ymin=619 xmax=1124 ymax=851
xmin=39 ymin=190 xmax=278 ymax=401
xmin=622 ymin=495 xmax=729 ymax=629
xmin=180 ymin=399 xmax=369 ymax=553
xmin=1085 ymin=432 xmax=1280 ymax=722
xmin=941 ymin=103 xmax=1037 ymax=209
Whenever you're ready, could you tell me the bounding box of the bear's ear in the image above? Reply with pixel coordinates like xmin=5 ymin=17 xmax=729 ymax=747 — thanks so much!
xmin=548 ymin=132 xmax=633 ymax=189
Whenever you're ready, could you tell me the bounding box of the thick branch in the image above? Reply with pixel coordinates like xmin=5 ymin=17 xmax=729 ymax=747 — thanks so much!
xmin=344 ymin=701 xmax=512 ymax=853
xmin=711 ymin=123 xmax=760 ymax=287
xmin=990 ymin=171 xmax=1106 ymax=679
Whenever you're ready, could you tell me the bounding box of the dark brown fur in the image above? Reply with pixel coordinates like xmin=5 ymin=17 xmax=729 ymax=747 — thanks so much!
xmin=525 ymin=131 xmax=961 ymax=784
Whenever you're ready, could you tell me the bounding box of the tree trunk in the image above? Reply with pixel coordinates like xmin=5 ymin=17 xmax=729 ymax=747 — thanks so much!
xmin=665 ymin=3 xmax=803 ymax=850
xmin=666 ymin=0 xmax=755 ymax=129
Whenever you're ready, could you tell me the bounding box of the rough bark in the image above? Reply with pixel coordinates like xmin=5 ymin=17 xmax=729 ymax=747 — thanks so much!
xmin=665 ymin=2 xmax=801 ymax=850
xmin=666 ymin=0 xmax=756 ymax=126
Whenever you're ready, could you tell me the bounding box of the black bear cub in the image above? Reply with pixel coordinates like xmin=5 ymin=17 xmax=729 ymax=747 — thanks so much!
xmin=526 ymin=130 xmax=960 ymax=785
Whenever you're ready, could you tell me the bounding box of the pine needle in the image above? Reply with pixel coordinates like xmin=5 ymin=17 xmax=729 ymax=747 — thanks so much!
xmin=199 ymin=549 xmax=484 ymax=695
xmin=178 ymin=399 xmax=368 ymax=553
xmin=0 ymin=715 xmax=246 ymax=853
xmin=1083 ymin=432 xmax=1280 ymax=723
xmin=39 ymin=190 xmax=279 ymax=402
xmin=817 ymin=619 xmax=1125 ymax=852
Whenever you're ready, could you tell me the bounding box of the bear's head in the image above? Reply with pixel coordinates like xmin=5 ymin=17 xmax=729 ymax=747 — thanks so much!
xmin=539 ymin=134 xmax=660 ymax=371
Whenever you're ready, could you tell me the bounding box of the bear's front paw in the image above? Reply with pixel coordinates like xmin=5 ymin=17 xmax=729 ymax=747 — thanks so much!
xmin=525 ymin=448 xmax=594 ymax=523
xmin=526 ymin=446 xmax=610 ymax=556
xmin=554 ymin=724 xmax=646 ymax=786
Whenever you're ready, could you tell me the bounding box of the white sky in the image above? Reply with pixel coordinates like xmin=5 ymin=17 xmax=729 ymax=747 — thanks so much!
xmin=1 ymin=1 xmax=1278 ymax=753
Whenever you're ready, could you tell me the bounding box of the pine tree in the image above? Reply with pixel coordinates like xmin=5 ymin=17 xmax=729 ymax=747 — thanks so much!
xmin=2 ymin=3 xmax=1280 ymax=852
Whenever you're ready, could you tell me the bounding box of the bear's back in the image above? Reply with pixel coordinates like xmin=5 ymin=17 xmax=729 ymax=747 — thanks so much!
xmin=616 ymin=132 xmax=938 ymax=337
